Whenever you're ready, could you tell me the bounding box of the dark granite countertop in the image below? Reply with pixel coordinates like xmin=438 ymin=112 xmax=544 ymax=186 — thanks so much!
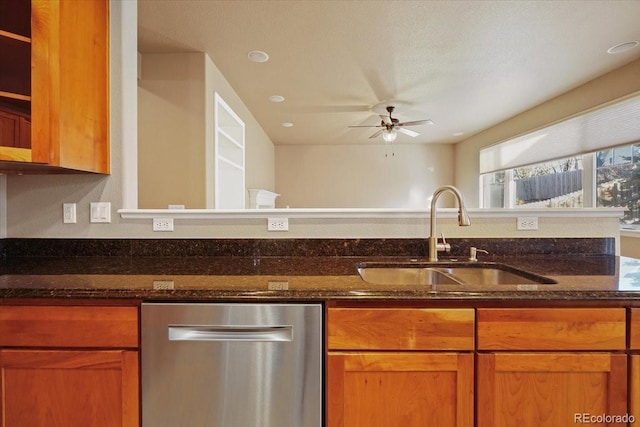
xmin=1 ymin=254 xmax=639 ymax=302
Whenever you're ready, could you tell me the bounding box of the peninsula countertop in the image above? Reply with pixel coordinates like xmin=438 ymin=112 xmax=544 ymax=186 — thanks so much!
xmin=1 ymin=254 xmax=639 ymax=302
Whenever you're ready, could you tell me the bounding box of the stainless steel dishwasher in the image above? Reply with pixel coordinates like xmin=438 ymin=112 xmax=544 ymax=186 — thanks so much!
xmin=141 ymin=303 xmax=323 ymax=427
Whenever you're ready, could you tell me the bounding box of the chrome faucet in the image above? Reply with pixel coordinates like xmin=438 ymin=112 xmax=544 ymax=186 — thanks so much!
xmin=428 ymin=185 xmax=471 ymax=262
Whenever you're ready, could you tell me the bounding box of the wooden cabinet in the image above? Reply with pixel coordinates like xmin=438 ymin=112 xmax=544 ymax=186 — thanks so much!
xmin=630 ymin=308 xmax=640 ymax=422
xmin=477 ymin=308 xmax=626 ymax=350
xmin=477 ymin=308 xmax=628 ymax=427
xmin=327 ymin=307 xmax=475 ymax=427
xmin=0 ymin=0 xmax=32 ymax=162
xmin=0 ymin=305 xmax=139 ymax=427
xmin=0 ymin=0 xmax=109 ymax=173
xmin=0 ymin=108 xmax=30 ymax=150
xmin=477 ymin=352 xmax=627 ymax=427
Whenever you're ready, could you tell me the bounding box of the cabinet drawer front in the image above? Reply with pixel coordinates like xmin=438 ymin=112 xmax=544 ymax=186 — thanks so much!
xmin=477 ymin=308 xmax=625 ymax=350
xmin=630 ymin=308 xmax=640 ymax=350
xmin=0 ymin=306 xmax=139 ymax=348
xmin=328 ymin=308 xmax=474 ymax=350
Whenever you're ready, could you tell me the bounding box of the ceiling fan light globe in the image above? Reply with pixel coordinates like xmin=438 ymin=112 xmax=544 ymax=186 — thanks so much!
xmin=382 ymin=128 xmax=397 ymax=143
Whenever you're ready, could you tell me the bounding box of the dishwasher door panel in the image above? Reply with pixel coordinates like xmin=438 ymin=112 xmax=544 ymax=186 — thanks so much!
xmin=141 ymin=303 xmax=322 ymax=427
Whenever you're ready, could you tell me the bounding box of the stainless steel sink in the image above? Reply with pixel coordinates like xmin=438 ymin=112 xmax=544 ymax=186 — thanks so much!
xmin=436 ymin=266 xmax=556 ymax=285
xmin=357 ymin=267 xmax=461 ymax=285
xmin=356 ymin=262 xmax=557 ymax=286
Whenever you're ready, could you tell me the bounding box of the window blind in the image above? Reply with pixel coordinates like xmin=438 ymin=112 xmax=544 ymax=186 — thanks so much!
xmin=479 ymin=93 xmax=640 ymax=174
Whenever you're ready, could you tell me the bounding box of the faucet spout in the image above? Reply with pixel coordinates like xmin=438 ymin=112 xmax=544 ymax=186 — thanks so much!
xmin=428 ymin=185 xmax=471 ymax=262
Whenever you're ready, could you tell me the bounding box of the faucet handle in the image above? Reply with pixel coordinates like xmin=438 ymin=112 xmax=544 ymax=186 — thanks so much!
xmin=438 ymin=232 xmax=451 ymax=253
xmin=469 ymin=247 xmax=489 ymax=262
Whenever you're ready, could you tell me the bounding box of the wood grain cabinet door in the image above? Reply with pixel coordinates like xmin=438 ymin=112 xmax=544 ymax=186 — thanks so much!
xmin=31 ymin=0 xmax=109 ymax=173
xmin=327 ymin=351 xmax=473 ymax=427
xmin=632 ymin=355 xmax=640 ymax=424
xmin=629 ymin=309 xmax=640 ymax=421
xmin=477 ymin=352 xmax=628 ymax=427
xmin=0 ymin=349 xmax=139 ymax=427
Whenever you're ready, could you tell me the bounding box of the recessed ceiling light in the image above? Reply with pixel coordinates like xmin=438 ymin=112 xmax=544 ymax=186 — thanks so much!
xmin=282 ymin=122 xmax=294 ymax=128
xmin=453 ymin=132 xmax=464 ymax=137
xmin=269 ymin=95 xmax=285 ymax=103
xmin=607 ymin=41 xmax=639 ymax=54
xmin=248 ymin=50 xmax=269 ymax=63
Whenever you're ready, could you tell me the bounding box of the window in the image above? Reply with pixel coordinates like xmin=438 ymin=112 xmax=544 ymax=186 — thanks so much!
xmin=596 ymin=143 xmax=640 ymax=228
xmin=478 ymin=93 xmax=640 ymax=230
xmin=481 ymin=171 xmax=505 ymax=209
xmin=481 ymin=143 xmax=639 ymax=230
xmin=513 ymin=157 xmax=583 ymax=207
xmin=482 ymin=156 xmax=583 ymax=208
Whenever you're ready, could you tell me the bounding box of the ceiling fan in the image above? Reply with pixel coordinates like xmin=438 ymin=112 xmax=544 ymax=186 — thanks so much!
xmin=348 ymin=106 xmax=434 ymax=142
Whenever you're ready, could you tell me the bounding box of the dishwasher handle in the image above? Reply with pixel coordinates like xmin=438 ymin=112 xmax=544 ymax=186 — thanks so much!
xmin=168 ymin=325 xmax=293 ymax=342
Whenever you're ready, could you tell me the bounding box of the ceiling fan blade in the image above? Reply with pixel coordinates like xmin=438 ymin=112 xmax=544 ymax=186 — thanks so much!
xmin=379 ymin=114 xmax=392 ymax=124
xmin=369 ymin=129 xmax=384 ymax=139
xmin=293 ymin=105 xmax=373 ymax=114
xmin=398 ymin=127 xmax=420 ymax=137
xmin=348 ymin=125 xmax=383 ymax=128
xmin=397 ymin=119 xmax=434 ymax=127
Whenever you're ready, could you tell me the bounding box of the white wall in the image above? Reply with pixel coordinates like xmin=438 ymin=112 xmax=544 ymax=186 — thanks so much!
xmin=621 ymin=234 xmax=640 ymax=258
xmin=138 ymin=53 xmax=207 ymax=208
xmin=138 ymin=51 xmax=276 ymax=209
xmin=275 ymin=144 xmax=454 ymax=208
xmin=202 ymin=51 xmax=276 ymax=205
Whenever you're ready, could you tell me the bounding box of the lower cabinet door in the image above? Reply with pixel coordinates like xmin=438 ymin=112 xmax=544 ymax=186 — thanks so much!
xmin=0 ymin=349 xmax=139 ymax=427
xmin=477 ymin=352 xmax=628 ymax=427
xmin=327 ymin=351 xmax=474 ymax=427
xmin=632 ymin=355 xmax=640 ymax=424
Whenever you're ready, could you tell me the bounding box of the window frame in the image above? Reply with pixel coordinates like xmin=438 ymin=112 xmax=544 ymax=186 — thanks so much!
xmin=480 ymin=149 xmax=640 ymax=231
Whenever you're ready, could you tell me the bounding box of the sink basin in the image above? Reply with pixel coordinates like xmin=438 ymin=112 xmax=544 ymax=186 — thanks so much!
xmin=437 ymin=266 xmax=556 ymax=285
xmin=357 ymin=267 xmax=461 ymax=285
xmin=356 ymin=262 xmax=557 ymax=286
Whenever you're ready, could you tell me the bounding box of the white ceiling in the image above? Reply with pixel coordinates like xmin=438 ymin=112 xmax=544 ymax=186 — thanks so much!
xmin=138 ymin=0 xmax=640 ymax=146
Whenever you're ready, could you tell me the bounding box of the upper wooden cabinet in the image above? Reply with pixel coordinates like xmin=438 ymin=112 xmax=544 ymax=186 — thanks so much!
xmin=0 ymin=0 xmax=109 ymax=174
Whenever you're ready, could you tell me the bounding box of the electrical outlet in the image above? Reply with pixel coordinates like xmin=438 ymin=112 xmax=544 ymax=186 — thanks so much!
xmin=517 ymin=216 xmax=539 ymax=230
xmin=63 ymin=203 xmax=76 ymax=224
xmin=153 ymin=218 xmax=174 ymax=232
xmin=268 ymin=281 xmax=289 ymax=290
xmin=153 ymin=280 xmax=175 ymax=290
xmin=267 ymin=217 xmax=289 ymax=231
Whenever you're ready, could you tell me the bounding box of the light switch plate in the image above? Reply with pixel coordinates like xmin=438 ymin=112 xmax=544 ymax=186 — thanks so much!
xmin=90 ymin=202 xmax=111 ymax=223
